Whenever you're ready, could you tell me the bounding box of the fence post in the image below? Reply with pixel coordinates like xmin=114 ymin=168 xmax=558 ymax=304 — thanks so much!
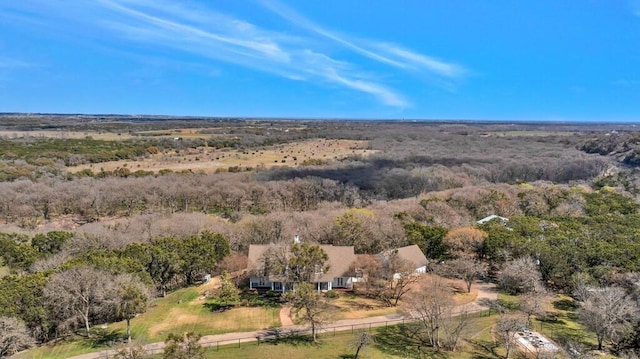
xmin=217 ymin=341 xmax=219 ymax=351
xmin=238 ymin=338 xmax=241 ymax=348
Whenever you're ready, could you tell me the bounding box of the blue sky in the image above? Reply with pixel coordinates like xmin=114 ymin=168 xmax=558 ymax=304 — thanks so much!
xmin=0 ymin=1 xmax=639 ymax=121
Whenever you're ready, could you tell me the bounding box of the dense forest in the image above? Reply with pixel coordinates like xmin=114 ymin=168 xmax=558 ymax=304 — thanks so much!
xmin=2 ymin=116 xmax=640 ymax=357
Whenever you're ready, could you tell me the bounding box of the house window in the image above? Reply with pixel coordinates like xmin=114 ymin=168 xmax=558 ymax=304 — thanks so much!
xmin=258 ymin=277 xmax=266 ymax=286
xmin=336 ymin=277 xmax=344 ymax=287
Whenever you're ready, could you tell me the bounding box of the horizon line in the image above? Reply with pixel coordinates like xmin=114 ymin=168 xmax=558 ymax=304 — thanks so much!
xmin=0 ymin=112 xmax=637 ymax=125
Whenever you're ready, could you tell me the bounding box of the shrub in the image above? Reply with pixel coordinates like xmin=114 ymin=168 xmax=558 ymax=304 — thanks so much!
xmin=325 ymin=290 xmax=339 ymax=299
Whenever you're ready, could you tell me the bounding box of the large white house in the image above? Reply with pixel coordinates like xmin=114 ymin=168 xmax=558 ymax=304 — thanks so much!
xmin=247 ymin=240 xmax=429 ymax=292
xmin=247 ymin=243 xmax=357 ymax=292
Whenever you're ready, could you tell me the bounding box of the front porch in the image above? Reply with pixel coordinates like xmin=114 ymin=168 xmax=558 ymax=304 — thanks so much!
xmin=249 ymin=276 xmax=353 ymax=293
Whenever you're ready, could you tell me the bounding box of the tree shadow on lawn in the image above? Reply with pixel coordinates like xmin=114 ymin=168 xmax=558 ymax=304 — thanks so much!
xmin=258 ymin=328 xmax=316 ymax=347
xmin=466 ymin=338 xmax=501 ymax=359
xmin=203 ymin=302 xmax=234 ymax=312
xmin=552 ymin=298 xmax=578 ymax=311
xmin=79 ymin=328 xmax=126 ymax=348
xmin=537 ymin=314 xmax=593 ymax=350
xmin=240 ymin=291 xmax=283 ymax=308
xmin=374 ymin=325 xmax=447 ymax=359
xmin=203 ymin=291 xmax=282 ymax=312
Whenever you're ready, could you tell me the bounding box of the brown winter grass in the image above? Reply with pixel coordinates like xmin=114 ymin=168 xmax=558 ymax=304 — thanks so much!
xmin=66 ymin=138 xmax=373 ymax=174
xmin=331 ymin=294 xmax=400 ymax=319
xmin=142 ymin=315 xmax=501 ymax=359
xmin=412 ymin=273 xmax=479 ymax=306
xmin=117 ymin=284 xmax=280 ymax=343
xmin=331 ymin=274 xmax=479 ymax=320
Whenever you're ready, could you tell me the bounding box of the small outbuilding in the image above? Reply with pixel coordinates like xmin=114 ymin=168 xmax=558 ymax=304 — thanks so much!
xmin=477 ymin=214 xmax=509 ymax=226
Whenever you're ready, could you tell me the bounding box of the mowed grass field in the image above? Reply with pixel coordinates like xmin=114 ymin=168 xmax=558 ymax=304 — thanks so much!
xmin=67 ymin=138 xmax=374 ymax=174
xmin=17 ymin=282 xmax=280 ymax=359
xmin=143 ymin=314 xmax=500 ymax=359
xmin=110 ymin=282 xmax=280 ymax=343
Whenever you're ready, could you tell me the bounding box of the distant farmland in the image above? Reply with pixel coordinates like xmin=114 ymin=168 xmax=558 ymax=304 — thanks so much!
xmin=67 ymin=138 xmax=374 ymax=174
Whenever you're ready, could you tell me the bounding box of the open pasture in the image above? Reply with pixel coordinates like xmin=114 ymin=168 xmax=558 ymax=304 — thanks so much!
xmin=67 ymin=138 xmax=374 ymax=174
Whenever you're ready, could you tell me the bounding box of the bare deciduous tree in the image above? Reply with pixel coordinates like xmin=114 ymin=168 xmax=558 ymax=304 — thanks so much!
xmin=0 ymin=316 xmax=35 ymax=358
xmin=375 ymin=251 xmax=420 ymax=307
xmin=520 ymin=289 xmax=551 ymax=326
xmin=498 ymin=257 xmax=543 ymax=295
xmin=352 ymin=331 xmax=372 ymax=359
xmin=348 ymin=254 xmax=382 ymax=296
xmin=496 ymin=315 xmax=528 ymax=359
xmin=44 ymin=266 xmax=112 ymax=337
xmin=440 ymin=258 xmax=487 ymax=293
xmin=405 ymin=277 xmax=471 ymax=352
xmin=578 ymin=286 xmax=638 ymax=350
xmin=217 ymin=253 xmax=248 ymax=286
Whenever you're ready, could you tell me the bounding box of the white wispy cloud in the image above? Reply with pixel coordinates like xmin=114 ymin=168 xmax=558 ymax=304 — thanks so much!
xmin=298 ymin=50 xmax=408 ymax=107
xmin=99 ymin=0 xmax=290 ymax=62
xmin=8 ymin=0 xmax=465 ymax=107
xmin=258 ymin=0 xmax=407 ymax=69
xmin=260 ymin=0 xmax=467 ymax=80
xmin=90 ymin=0 xmax=411 ymax=107
xmin=374 ymin=44 xmax=467 ymax=78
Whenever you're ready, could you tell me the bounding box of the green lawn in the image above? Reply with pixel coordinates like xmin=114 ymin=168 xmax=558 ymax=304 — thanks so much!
xmin=16 ymin=285 xmax=280 ymax=359
xmin=140 ymin=314 xmax=500 ymax=359
xmin=533 ymin=295 xmax=598 ymax=350
xmin=109 ymin=285 xmax=280 ymax=343
xmin=20 ymin=311 xmax=501 ymax=359
xmin=17 ymin=289 xmax=600 ymax=359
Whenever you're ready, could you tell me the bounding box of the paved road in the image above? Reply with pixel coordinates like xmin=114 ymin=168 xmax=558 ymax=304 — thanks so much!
xmin=67 ymin=281 xmax=497 ymax=359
